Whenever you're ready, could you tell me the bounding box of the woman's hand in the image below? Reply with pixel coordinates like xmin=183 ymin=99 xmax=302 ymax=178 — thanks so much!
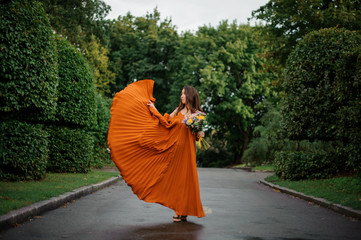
xmin=147 ymin=100 xmax=157 ymax=110
xmin=197 ymin=131 xmax=205 ymax=138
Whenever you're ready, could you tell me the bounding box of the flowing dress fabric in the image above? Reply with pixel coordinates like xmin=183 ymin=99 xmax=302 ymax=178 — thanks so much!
xmin=107 ymin=80 xmax=205 ymax=218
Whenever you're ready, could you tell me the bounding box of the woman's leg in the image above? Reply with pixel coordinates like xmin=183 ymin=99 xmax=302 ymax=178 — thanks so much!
xmin=173 ymin=212 xmax=182 ymax=222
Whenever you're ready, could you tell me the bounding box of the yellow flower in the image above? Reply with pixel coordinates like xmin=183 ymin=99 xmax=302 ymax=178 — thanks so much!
xmin=198 ymin=115 xmax=205 ymax=120
xmin=187 ymin=119 xmax=193 ymax=124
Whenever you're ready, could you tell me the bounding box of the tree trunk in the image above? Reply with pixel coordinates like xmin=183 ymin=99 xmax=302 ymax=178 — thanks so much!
xmin=234 ymin=126 xmax=251 ymax=164
xmin=296 ymin=141 xmax=300 ymax=151
xmin=242 ymin=126 xmax=251 ymax=154
xmin=234 ymin=153 xmax=242 ymax=164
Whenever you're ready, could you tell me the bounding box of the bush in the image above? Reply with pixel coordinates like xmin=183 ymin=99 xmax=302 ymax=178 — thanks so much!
xmin=283 ymin=27 xmax=361 ymax=173
xmin=242 ymin=101 xmax=284 ymax=166
xmin=241 ymin=137 xmax=269 ymax=166
xmin=334 ymin=46 xmax=361 ymax=172
xmin=47 ymin=126 xmax=93 ymax=173
xmin=89 ymin=94 xmax=112 ymax=168
xmin=274 ymin=151 xmax=338 ymax=180
xmin=0 ymin=0 xmax=58 ymax=122
xmin=55 ymin=36 xmax=96 ymax=127
xmin=91 ymin=145 xmax=111 ymax=168
xmin=0 ymin=121 xmax=49 ymax=181
xmin=284 ymin=27 xmax=361 ymax=141
xmin=91 ymin=94 xmax=111 ymax=147
xmin=197 ymin=147 xmax=233 ymax=168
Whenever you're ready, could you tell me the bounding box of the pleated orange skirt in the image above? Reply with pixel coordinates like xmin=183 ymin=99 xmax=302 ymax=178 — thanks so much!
xmin=107 ymin=80 xmax=205 ymax=217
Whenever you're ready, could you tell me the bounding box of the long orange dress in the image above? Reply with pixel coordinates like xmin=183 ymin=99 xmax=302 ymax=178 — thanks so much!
xmin=107 ymin=79 xmax=205 ymax=218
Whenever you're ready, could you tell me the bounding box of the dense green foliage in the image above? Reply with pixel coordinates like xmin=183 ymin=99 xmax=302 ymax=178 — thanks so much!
xmin=55 ymin=36 xmax=97 ymax=127
xmin=46 ymin=37 xmax=98 ymax=173
xmin=0 ymin=121 xmax=49 ymax=181
xmin=40 ymin=0 xmax=115 ymax=96
xmin=0 ymin=0 xmax=55 ymax=181
xmin=274 ymin=150 xmax=338 ymax=180
xmin=83 ymin=35 xmax=116 ymax=95
xmin=2 ymin=0 xmax=360 ymax=179
xmin=197 ymin=136 xmax=233 ymax=168
xmin=39 ymin=0 xmax=111 ymax=46
xmin=0 ymin=0 xmax=58 ymax=122
xmin=251 ymin=0 xmax=361 ymax=64
xmin=241 ymin=101 xmax=284 ymax=166
xmin=89 ymin=94 xmax=112 ymax=168
xmin=244 ymin=1 xmax=361 ymax=177
xmin=0 ymin=1 xmax=103 ymax=180
xmin=39 ymin=0 xmax=115 ymax=96
xmin=47 ymin=126 xmax=93 ymax=173
xmin=169 ymin=23 xmax=271 ymax=163
xmin=109 ymin=9 xmax=179 ymax=112
xmin=283 ymin=28 xmax=361 ymax=174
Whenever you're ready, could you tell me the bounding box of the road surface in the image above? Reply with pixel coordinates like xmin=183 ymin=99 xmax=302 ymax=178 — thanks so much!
xmin=1 ymin=168 xmax=360 ymax=240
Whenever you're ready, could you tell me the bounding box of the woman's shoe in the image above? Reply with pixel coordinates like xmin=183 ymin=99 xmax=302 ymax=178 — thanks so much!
xmin=181 ymin=215 xmax=187 ymax=222
xmin=173 ymin=215 xmax=182 ymax=223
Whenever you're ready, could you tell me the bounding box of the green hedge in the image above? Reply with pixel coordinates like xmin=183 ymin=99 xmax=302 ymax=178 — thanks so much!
xmin=0 ymin=0 xmax=58 ymax=122
xmin=284 ymin=27 xmax=361 ymax=141
xmin=0 ymin=121 xmax=49 ymax=181
xmin=45 ymin=36 xmax=97 ymax=172
xmin=47 ymin=126 xmax=93 ymax=173
xmin=0 ymin=1 xmax=100 ymax=179
xmin=283 ymin=27 xmax=361 ymax=173
xmin=89 ymin=94 xmax=111 ymax=168
xmin=274 ymin=151 xmax=338 ymax=180
xmin=55 ymin=36 xmax=96 ymax=127
xmin=91 ymin=94 xmax=111 ymax=147
xmin=334 ymin=46 xmax=361 ymax=172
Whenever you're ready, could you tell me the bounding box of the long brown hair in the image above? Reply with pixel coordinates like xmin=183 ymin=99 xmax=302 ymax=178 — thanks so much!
xmin=176 ymin=86 xmax=203 ymax=115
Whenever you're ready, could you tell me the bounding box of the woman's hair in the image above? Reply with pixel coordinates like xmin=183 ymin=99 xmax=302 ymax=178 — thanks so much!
xmin=176 ymin=86 xmax=203 ymax=114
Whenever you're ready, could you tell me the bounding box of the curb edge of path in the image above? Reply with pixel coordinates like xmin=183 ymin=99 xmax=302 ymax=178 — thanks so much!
xmin=260 ymin=179 xmax=361 ymax=221
xmin=0 ymin=176 xmax=121 ymax=231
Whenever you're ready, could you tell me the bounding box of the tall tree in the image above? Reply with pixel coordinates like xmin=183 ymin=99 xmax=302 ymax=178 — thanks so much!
xmin=251 ymin=0 xmax=361 ymax=65
xmin=169 ymin=22 xmax=271 ymax=164
xmin=83 ymin=34 xmax=115 ymax=95
xmin=39 ymin=0 xmax=111 ymax=46
xmin=108 ymin=9 xmax=179 ymax=113
xmin=39 ymin=0 xmax=115 ymax=95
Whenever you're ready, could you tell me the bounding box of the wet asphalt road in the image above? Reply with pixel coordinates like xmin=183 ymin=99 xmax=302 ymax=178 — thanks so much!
xmin=1 ymin=168 xmax=360 ymax=240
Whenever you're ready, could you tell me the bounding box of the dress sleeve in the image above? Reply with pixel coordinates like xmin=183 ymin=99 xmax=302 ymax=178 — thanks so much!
xmin=148 ymin=106 xmax=176 ymax=128
xmin=137 ymin=106 xmax=178 ymax=153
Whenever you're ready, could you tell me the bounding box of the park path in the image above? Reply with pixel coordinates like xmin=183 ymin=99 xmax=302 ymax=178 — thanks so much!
xmin=0 ymin=168 xmax=360 ymax=240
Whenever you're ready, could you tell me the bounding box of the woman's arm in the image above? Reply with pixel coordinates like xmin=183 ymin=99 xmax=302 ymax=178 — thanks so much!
xmin=146 ymin=101 xmax=177 ymax=128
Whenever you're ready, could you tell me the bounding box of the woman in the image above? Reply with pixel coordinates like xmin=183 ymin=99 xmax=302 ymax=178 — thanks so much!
xmin=107 ymin=79 xmax=205 ymax=222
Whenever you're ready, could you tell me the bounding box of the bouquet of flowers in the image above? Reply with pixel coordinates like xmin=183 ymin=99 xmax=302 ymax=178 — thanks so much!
xmin=182 ymin=112 xmax=210 ymax=150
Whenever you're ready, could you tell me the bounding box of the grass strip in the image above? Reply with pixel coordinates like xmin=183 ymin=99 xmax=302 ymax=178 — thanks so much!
xmin=231 ymin=163 xmax=250 ymax=168
xmin=0 ymin=171 xmax=118 ymax=215
xmin=231 ymin=164 xmax=274 ymax=172
xmin=253 ymin=165 xmax=274 ymax=171
xmin=266 ymin=175 xmax=361 ymax=210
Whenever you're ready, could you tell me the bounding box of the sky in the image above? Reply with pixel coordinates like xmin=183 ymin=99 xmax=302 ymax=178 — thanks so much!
xmin=103 ymin=0 xmax=269 ymax=33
